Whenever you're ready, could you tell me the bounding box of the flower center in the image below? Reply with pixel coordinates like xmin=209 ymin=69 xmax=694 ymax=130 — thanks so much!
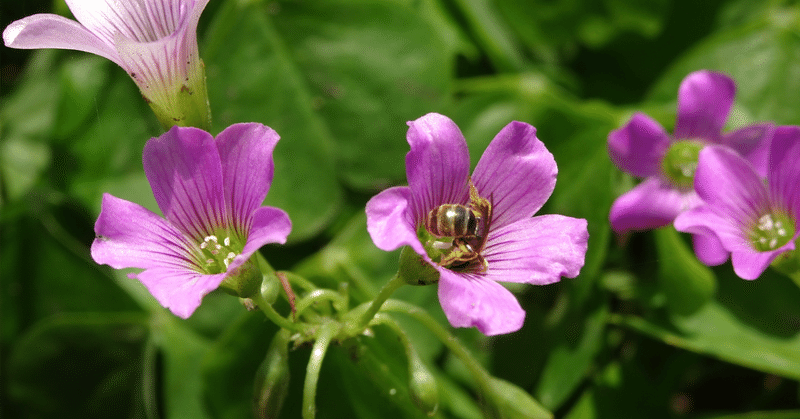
xmin=748 ymin=212 xmax=795 ymax=252
xmin=661 ymin=139 xmax=704 ymax=189
xmin=198 ymin=234 xmax=242 ymax=274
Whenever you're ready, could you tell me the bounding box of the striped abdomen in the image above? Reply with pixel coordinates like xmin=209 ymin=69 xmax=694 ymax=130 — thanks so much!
xmin=425 ymin=204 xmax=479 ymax=238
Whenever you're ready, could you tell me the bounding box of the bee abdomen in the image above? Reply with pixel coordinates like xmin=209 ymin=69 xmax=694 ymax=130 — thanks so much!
xmin=426 ymin=204 xmax=478 ymax=238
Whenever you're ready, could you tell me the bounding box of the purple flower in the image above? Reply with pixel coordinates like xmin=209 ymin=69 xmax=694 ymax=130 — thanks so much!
xmin=91 ymin=123 xmax=292 ymax=318
xmin=674 ymin=126 xmax=800 ymax=280
xmin=608 ymin=70 xmax=773 ymax=265
xmin=4 ymin=0 xmax=211 ymax=129
xmin=366 ymin=113 xmax=588 ymax=336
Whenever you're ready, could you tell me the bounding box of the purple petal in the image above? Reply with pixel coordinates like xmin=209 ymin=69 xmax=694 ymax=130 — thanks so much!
xmin=91 ymin=193 xmax=199 ymax=271
xmin=214 ymin=123 xmax=280 ymax=238
xmin=693 ymin=146 xmax=767 ymax=225
xmin=405 ymin=113 xmax=470 ymax=222
xmin=483 ymin=215 xmax=588 ymax=285
xmin=609 ymin=177 xmax=700 ymax=233
xmin=237 ymin=206 xmax=292 ymax=266
xmin=134 ymin=267 xmax=226 ymax=318
xmin=675 ymin=70 xmax=735 ymax=142
xmin=607 ymin=113 xmax=671 ymax=178
xmin=3 ymin=14 xmax=120 ymax=65
xmin=66 ymin=0 xmax=205 ymax=45
xmin=691 ymin=232 xmax=729 ymax=266
xmin=365 ymin=186 xmax=425 ymax=254
xmin=472 ymin=121 xmax=557 ymax=229
xmin=768 ymin=126 xmax=800 ymax=221
xmin=731 ymin=246 xmax=792 ymax=281
xmin=437 ymin=270 xmax=525 ymax=336
xmin=674 ymin=205 xmax=751 ymax=254
xmin=143 ymin=126 xmax=226 ymax=240
xmin=722 ymin=123 xmax=773 ymax=178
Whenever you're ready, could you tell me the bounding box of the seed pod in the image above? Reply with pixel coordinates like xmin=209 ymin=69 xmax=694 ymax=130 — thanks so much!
xmin=253 ymin=331 xmax=290 ymax=419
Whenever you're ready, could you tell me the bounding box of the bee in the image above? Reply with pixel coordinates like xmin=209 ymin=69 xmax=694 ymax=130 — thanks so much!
xmin=424 ymin=179 xmax=492 ymax=272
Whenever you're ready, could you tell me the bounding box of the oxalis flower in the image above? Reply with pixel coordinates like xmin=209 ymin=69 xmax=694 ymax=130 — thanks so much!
xmin=608 ymin=70 xmax=773 ymax=265
xmin=366 ymin=113 xmax=588 ymax=336
xmin=675 ymin=126 xmax=800 ymax=280
xmin=91 ymin=123 xmax=292 ymax=318
xmin=3 ymin=0 xmax=211 ymax=130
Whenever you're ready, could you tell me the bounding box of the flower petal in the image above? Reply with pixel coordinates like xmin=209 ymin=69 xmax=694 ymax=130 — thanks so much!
xmin=674 ymin=70 xmax=735 ymax=142
xmin=437 ymin=270 xmax=525 ymax=336
xmin=691 ymin=232 xmax=729 ymax=266
xmin=768 ymin=125 xmax=800 ymax=221
xmin=3 ymin=14 xmax=120 ymax=64
xmin=722 ymin=123 xmax=773 ymax=178
xmin=693 ymin=145 xmax=767 ymax=225
xmin=237 ymin=206 xmax=292 ymax=265
xmin=731 ymin=246 xmax=792 ymax=280
xmin=365 ymin=186 xmax=425 ymax=254
xmin=143 ymin=126 xmax=226 ymax=240
xmin=609 ymin=177 xmax=700 ymax=233
xmin=472 ymin=121 xmax=557 ymax=229
xmin=674 ymin=205 xmax=750 ymax=254
xmin=607 ymin=112 xmax=671 ymax=178
xmin=91 ymin=193 xmax=198 ymax=271
xmin=214 ymin=123 xmax=280 ymax=238
xmin=134 ymin=267 xmax=226 ymax=318
xmin=483 ymin=215 xmax=588 ymax=285
xmin=405 ymin=113 xmax=470 ymax=222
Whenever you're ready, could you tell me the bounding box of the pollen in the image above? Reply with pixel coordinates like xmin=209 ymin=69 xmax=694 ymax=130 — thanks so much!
xmin=749 ymin=212 xmax=795 ymax=252
xmin=199 ymin=234 xmax=242 ymax=274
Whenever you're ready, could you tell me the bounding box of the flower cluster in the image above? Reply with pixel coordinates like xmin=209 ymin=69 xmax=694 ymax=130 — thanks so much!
xmin=608 ymin=70 xmax=800 ymax=279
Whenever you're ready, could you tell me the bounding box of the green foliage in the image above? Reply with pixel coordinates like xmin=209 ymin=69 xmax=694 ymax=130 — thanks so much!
xmin=3 ymin=0 xmax=800 ymax=418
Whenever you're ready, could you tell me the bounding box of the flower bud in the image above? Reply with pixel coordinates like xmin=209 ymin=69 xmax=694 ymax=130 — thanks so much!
xmin=253 ymin=331 xmax=291 ymax=419
xmin=398 ymin=246 xmax=440 ymax=286
xmin=408 ymin=349 xmax=439 ymax=416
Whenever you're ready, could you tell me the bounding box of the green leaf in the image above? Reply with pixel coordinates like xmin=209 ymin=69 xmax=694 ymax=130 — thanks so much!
xmin=485 ymin=377 xmax=552 ymax=419
xmin=6 ymin=314 xmax=149 ymax=418
xmin=649 ymin=5 xmax=800 ymax=125
xmin=654 ymin=228 xmax=717 ymax=316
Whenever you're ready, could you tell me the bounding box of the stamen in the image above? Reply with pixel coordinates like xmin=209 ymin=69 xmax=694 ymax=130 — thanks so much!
xmin=749 ymin=213 xmax=794 ymax=252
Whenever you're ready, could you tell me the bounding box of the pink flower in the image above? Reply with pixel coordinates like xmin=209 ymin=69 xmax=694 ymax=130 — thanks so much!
xmin=366 ymin=113 xmax=588 ymax=335
xmin=91 ymin=123 xmax=291 ymax=317
xmin=608 ymin=70 xmax=773 ymax=265
xmin=4 ymin=0 xmax=211 ymax=129
xmin=675 ymin=126 xmax=800 ymax=280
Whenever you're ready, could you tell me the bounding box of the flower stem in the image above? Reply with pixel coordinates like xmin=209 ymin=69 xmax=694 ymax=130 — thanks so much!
xmin=303 ymin=321 xmax=339 ymax=419
xmin=380 ymin=299 xmax=495 ymax=398
xmin=252 ymin=289 xmax=303 ymax=332
xmin=354 ymin=273 xmax=406 ymax=330
xmin=295 ymin=289 xmax=348 ymax=318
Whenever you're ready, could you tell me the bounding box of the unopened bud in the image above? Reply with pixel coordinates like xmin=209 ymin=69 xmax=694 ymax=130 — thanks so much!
xmin=408 ymin=350 xmax=439 ymax=416
xmin=253 ymin=331 xmax=290 ymax=419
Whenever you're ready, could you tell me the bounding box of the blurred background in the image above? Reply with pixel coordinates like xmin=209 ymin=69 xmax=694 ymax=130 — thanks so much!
xmin=2 ymin=0 xmax=800 ymax=418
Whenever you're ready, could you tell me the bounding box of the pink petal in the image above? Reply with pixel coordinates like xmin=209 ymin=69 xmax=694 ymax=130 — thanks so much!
xmin=143 ymin=126 xmax=226 ymax=240
xmin=675 ymin=70 xmax=735 ymax=142
xmin=607 ymin=112 xmax=671 ymax=178
xmin=483 ymin=215 xmax=588 ymax=285
xmin=437 ymin=270 xmax=525 ymax=336
xmin=722 ymin=123 xmax=773 ymax=178
xmin=609 ymin=177 xmax=700 ymax=233
xmin=214 ymin=123 xmax=280 ymax=238
xmin=472 ymin=121 xmax=557 ymax=229
xmin=731 ymin=246 xmax=793 ymax=281
xmin=3 ymin=14 xmax=120 ymax=64
xmin=134 ymin=267 xmax=226 ymax=318
xmin=405 ymin=113 xmax=470 ymax=221
xmin=768 ymin=126 xmax=800 ymax=221
xmin=365 ymin=186 xmax=425 ymax=254
xmin=674 ymin=205 xmax=750 ymax=254
xmin=693 ymin=146 xmax=767 ymax=225
xmin=691 ymin=232 xmax=729 ymax=266
xmin=91 ymin=193 xmax=198 ymax=271
xmin=237 ymin=206 xmax=292 ymax=265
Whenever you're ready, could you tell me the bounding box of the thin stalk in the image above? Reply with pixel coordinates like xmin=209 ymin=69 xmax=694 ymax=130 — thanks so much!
xmin=354 ymin=273 xmax=405 ymax=330
xmin=303 ymin=321 xmax=339 ymax=419
xmin=294 ymin=289 xmax=348 ymax=318
xmin=252 ymin=289 xmax=303 ymax=332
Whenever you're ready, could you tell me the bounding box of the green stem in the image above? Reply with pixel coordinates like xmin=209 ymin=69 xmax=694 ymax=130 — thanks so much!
xmin=380 ymin=300 xmax=495 ymax=397
xmin=354 ymin=273 xmax=406 ymax=330
xmin=295 ymin=289 xmax=348 ymax=318
xmin=252 ymin=289 xmax=303 ymax=332
xmin=303 ymin=321 xmax=339 ymax=419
